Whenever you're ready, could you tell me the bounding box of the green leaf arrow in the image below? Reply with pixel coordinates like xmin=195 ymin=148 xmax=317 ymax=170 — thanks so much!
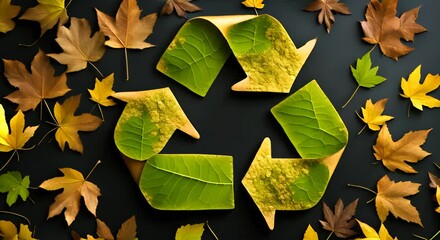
xmin=157 ymin=14 xmax=316 ymax=96
xmin=113 ymin=88 xmax=199 ymax=161
xmin=0 ymin=171 xmax=30 ymax=206
xmin=242 ymin=80 xmax=348 ymax=230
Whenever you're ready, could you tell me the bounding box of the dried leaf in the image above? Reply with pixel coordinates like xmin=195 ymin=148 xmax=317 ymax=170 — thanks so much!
xmin=355 ymin=220 xmax=397 ymax=240
xmin=242 ymin=0 xmax=264 ymax=9
xmin=0 ymin=0 xmax=20 ymax=33
xmin=96 ymin=219 xmax=113 ymax=240
xmin=48 ymin=17 xmax=105 ymax=74
xmin=0 ymin=221 xmax=37 ymax=240
xmin=436 ymin=186 xmax=440 ymax=213
xmin=175 ymin=223 xmax=204 ymax=240
xmin=161 ymin=0 xmax=202 ymax=18
xmin=358 ymin=99 xmax=393 ymax=131
xmin=88 ymin=74 xmax=116 ymax=107
xmin=375 ymin=175 xmax=422 ymax=225
xmin=0 ymin=171 xmax=30 ymax=206
xmin=53 ymin=95 xmax=102 ymax=153
xmin=3 ymin=50 xmax=71 ymax=112
xmin=305 ymin=0 xmax=351 ymax=33
xmin=303 ymin=225 xmax=319 ymax=240
xmin=361 ymin=0 xmax=426 ymax=60
xmin=373 ymin=124 xmax=431 ymax=173
xmin=39 ymin=167 xmax=101 ymax=226
xmin=429 ymin=172 xmax=440 ymax=189
xmin=400 ymin=65 xmax=440 ymax=111
xmin=319 ymin=198 xmax=358 ymax=238
xmin=116 ymin=216 xmax=137 ymax=240
xmin=20 ymin=0 xmax=69 ymax=36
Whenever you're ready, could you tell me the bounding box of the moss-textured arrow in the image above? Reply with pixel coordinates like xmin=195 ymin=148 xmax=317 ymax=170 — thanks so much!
xmin=157 ymin=14 xmax=316 ymax=97
xmin=242 ymin=80 xmax=348 ymax=230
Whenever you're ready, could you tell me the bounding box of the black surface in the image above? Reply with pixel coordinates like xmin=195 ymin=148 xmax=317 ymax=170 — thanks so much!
xmin=1 ymin=0 xmax=440 ymax=239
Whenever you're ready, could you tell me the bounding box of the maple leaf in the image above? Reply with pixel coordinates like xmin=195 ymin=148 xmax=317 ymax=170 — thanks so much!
xmin=96 ymin=216 xmax=137 ymax=240
xmin=161 ymin=0 xmax=202 ymax=18
xmin=0 ymin=171 xmax=30 ymax=206
xmin=19 ymin=0 xmax=69 ymax=36
xmin=0 ymin=0 xmax=20 ymax=33
xmin=361 ymin=0 xmax=426 ymax=60
xmin=52 ymin=95 xmax=102 ymax=153
xmin=375 ymin=175 xmax=422 ymax=226
xmin=428 ymin=172 xmax=440 ymax=213
xmin=303 ymin=225 xmax=319 ymax=240
xmin=175 ymin=223 xmax=205 ymax=240
xmin=88 ymin=73 xmax=116 ymax=107
xmin=355 ymin=220 xmax=397 ymax=240
xmin=319 ymin=198 xmax=358 ymax=238
xmin=373 ymin=124 xmax=431 ymax=173
xmin=304 ymin=0 xmax=351 ymax=33
xmin=357 ymin=98 xmax=393 ymax=132
xmin=400 ymin=65 xmax=440 ymax=111
xmin=242 ymin=0 xmax=264 ymax=10
xmin=47 ymin=17 xmax=105 ymax=75
xmin=39 ymin=167 xmax=101 ymax=226
xmin=3 ymin=49 xmax=71 ymax=112
xmin=96 ymin=0 xmax=157 ymax=80
xmin=0 ymin=221 xmax=37 ymax=240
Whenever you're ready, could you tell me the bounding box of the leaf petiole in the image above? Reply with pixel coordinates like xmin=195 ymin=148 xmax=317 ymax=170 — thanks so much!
xmin=88 ymin=61 xmax=104 ymax=78
xmin=85 ymin=160 xmax=101 ymax=180
xmin=206 ymin=221 xmax=219 ymax=240
xmin=342 ymin=85 xmax=360 ymax=108
xmin=125 ymin=47 xmax=129 ymax=80
xmin=0 ymin=150 xmax=17 ymax=172
xmin=347 ymin=183 xmax=377 ymax=195
xmin=326 ymin=231 xmax=333 ymax=240
xmin=0 ymin=210 xmax=31 ymax=225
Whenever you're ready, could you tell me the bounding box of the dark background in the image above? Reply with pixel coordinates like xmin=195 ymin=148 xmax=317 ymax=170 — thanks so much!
xmin=1 ymin=0 xmax=440 ymax=239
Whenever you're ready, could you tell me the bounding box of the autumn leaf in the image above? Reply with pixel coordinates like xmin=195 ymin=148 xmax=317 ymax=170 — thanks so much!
xmin=373 ymin=124 xmax=431 ymax=173
xmin=20 ymin=0 xmax=69 ymax=36
xmin=343 ymin=50 xmax=386 ymax=107
xmin=428 ymin=172 xmax=440 ymax=213
xmin=0 ymin=0 xmax=20 ymax=33
xmin=242 ymin=0 xmax=264 ymax=10
xmin=0 ymin=171 xmax=30 ymax=206
xmin=319 ymin=198 xmax=358 ymax=238
xmin=52 ymin=95 xmax=102 ymax=153
xmin=161 ymin=0 xmax=202 ymax=18
xmin=96 ymin=0 xmax=157 ymax=80
xmin=357 ymin=99 xmax=393 ymax=133
xmin=95 ymin=216 xmax=137 ymax=240
xmin=39 ymin=166 xmax=101 ymax=226
xmin=0 ymin=221 xmax=37 ymax=240
xmin=47 ymin=17 xmax=105 ymax=76
xmin=376 ymin=175 xmax=422 ymax=225
xmin=175 ymin=223 xmax=204 ymax=240
xmin=3 ymin=49 xmax=71 ymax=112
xmin=305 ymin=0 xmax=351 ymax=33
xmin=361 ymin=0 xmax=426 ymax=60
xmin=88 ymin=73 xmax=116 ymax=121
xmin=355 ymin=220 xmax=397 ymax=240
xmin=400 ymin=65 xmax=440 ymax=112
xmin=303 ymin=225 xmax=319 ymax=240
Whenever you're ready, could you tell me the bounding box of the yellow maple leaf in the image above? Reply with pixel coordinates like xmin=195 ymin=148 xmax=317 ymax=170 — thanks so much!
xmin=39 ymin=167 xmax=101 ymax=226
xmin=373 ymin=124 xmax=431 ymax=173
xmin=0 ymin=221 xmax=37 ymax=240
xmin=88 ymin=74 xmax=116 ymax=107
xmin=0 ymin=104 xmax=38 ymax=154
xmin=400 ymin=65 xmax=440 ymax=111
xmin=355 ymin=220 xmax=397 ymax=240
xmin=375 ymin=175 xmax=422 ymax=226
xmin=303 ymin=225 xmax=319 ymax=240
xmin=53 ymin=95 xmax=102 ymax=153
xmin=242 ymin=0 xmax=265 ymax=9
xmin=0 ymin=0 xmax=20 ymax=33
xmin=358 ymin=98 xmax=393 ymax=132
xmin=20 ymin=0 xmax=69 ymax=36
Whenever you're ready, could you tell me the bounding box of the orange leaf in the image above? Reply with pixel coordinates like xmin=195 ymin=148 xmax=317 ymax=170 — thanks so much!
xmin=161 ymin=0 xmax=202 ymax=18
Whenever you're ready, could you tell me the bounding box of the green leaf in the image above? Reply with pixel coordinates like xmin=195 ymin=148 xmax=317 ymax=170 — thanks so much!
xmin=139 ymin=154 xmax=234 ymax=210
xmin=175 ymin=223 xmax=205 ymax=240
xmin=290 ymin=163 xmax=329 ymax=204
xmin=227 ymin=16 xmax=271 ymax=54
xmin=157 ymin=19 xmax=231 ymax=97
xmin=271 ymin=80 xmax=348 ymax=159
xmin=0 ymin=171 xmax=30 ymax=206
xmin=350 ymin=51 xmax=386 ymax=88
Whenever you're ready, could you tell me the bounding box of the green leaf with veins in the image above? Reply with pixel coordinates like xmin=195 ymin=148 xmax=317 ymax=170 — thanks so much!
xmin=290 ymin=163 xmax=329 ymax=204
xmin=139 ymin=154 xmax=234 ymax=210
xmin=0 ymin=171 xmax=30 ymax=206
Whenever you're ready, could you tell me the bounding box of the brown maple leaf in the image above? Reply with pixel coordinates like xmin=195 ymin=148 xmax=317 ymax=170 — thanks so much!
xmin=429 ymin=172 xmax=440 ymax=189
xmin=304 ymin=0 xmax=351 ymax=33
xmin=376 ymin=174 xmax=422 ymax=226
xmin=373 ymin=124 xmax=431 ymax=173
xmin=96 ymin=0 xmax=157 ymax=80
xmin=319 ymin=198 xmax=358 ymax=238
xmin=161 ymin=0 xmax=202 ymax=18
xmin=39 ymin=167 xmax=101 ymax=226
xmin=361 ymin=0 xmax=426 ymax=60
xmin=3 ymin=50 xmax=71 ymax=112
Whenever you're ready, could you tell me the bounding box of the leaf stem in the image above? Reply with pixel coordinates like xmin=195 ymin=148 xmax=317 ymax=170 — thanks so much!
xmin=430 ymin=229 xmax=440 ymax=240
xmin=124 ymin=48 xmax=129 ymax=80
xmin=43 ymin=100 xmax=58 ymax=125
xmin=38 ymin=127 xmax=57 ymax=146
xmin=97 ymin=104 xmax=105 ymax=121
xmin=19 ymin=37 xmax=41 ymax=47
xmin=358 ymin=125 xmax=367 ymax=135
xmin=347 ymin=183 xmax=377 ymax=195
xmin=66 ymin=0 xmax=73 ymax=8
xmin=0 ymin=151 xmax=17 ymax=172
xmin=326 ymin=231 xmax=333 ymax=240
xmin=88 ymin=61 xmax=104 ymax=78
xmin=85 ymin=160 xmax=101 ymax=180
xmin=413 ymin=234 xmax=428 ymax=240
xmin=434 ymin=163 xmax=440 ymax=170
xmin=206 ymin=221 xmax=219 ymax=240
xmin=0 ymin=210 xmax=31 ymax=225
xmin=254 ymin=8 xmax=258 ymax=16
xmin=342 ymin=85 xmax=360 ymax=108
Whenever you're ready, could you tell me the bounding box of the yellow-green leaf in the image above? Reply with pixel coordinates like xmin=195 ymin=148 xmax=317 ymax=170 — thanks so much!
xmin=175 ymin=223 xmax=204 ymax=240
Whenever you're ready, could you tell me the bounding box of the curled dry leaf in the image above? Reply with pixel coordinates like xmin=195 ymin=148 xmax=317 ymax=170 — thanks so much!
xmin=161 ymin=0 xmax=202 ymax=18
xmin=304 ymin=0 xmax=351 ymax=33
xmin=0 ymin=0 xmax=20 ymax=33
xmin=319 ymin=198 xmax=358 ymax=238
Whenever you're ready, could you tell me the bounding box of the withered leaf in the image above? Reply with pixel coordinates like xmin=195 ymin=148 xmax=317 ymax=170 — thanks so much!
xmin=305 ymin=0 xmax=351 ymax=33
xmin=0 ymin=0 xmax=20 ymax=33
xmin=20 ymin=0 xmax=69 ymax=36
xmin=161 ymin=0 xmax=202 ymax=18
xmin=319 ymin=198 xmax=358 ymax=238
